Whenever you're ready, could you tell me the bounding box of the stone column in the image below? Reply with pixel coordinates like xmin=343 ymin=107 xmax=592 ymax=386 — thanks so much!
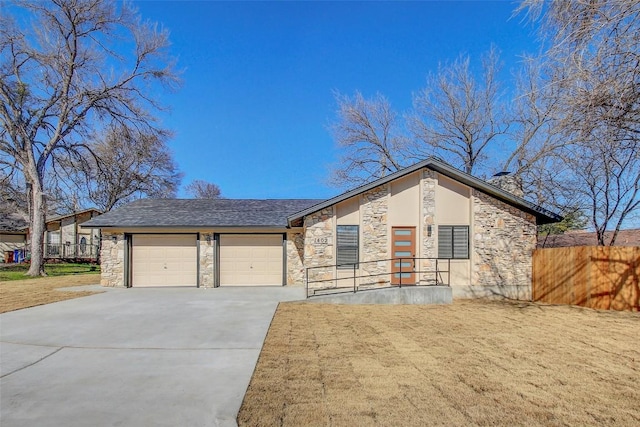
xmin=100 ymin=232 xmax=125 ymax=287
xmin=421 ymin=169 xmax=437 ymax=279
xmin=286 ymin=231 xmax=305 ymax=286
xmin=199 ymin=233 xmax=215 ymax=288
xmin=360 ymin=184 xmax=389 ymax=283
xmin=303 ymin=207 xmax=335 ymax=288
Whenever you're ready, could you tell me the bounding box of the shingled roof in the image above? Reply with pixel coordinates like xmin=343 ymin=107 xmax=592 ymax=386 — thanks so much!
xmin=82 ymin=199 xmax=324 ymax=228
xmin=0 ymin=212 xmax=28 ymax=233
xmin=538 ymin=229 xmax=640 ymax=248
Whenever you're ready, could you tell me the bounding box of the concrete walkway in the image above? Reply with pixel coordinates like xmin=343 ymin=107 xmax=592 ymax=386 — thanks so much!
xmin=0 ymin=286 xmax=305 ymax=427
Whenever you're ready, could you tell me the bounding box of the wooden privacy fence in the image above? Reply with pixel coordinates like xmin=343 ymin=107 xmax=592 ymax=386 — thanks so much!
xmin=532 ymin=246 xmax=639 ymax=311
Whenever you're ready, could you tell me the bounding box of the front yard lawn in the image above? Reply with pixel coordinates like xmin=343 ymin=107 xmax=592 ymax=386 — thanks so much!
xmin=238 ymin=299 xmax=640 ymax=426
xmin=0 ymin=263 xmax=100 ymax=281
xmin=0 ymin=272 xmax=102 ymax=313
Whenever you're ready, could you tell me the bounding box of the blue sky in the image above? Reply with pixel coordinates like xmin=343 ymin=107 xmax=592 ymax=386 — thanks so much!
xmin=134 ymin=1 xmax=540 ymax=199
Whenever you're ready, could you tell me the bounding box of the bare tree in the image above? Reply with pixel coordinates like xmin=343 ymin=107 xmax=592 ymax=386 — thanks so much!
xmin=571 ymin=137 xmax=639 ymax=245
xmin=185 ymin=179 xmax=221 ymax=199
xmin=60 ymin=125 xmax=181 ymax=211
xmin=503 ymin=57 xmax=563 ymax=175
xmin=409 ymin=47 xmax=509 ymax=175
xmin=519 ymin=0 xmax=640 ymax=244
xmin=0 ymin=172 xmax=28 ymax=224
xmin=0 ymin=0 xmax=179 ymax=275
xmin=329 ymin=91 xmax=408 ymax=187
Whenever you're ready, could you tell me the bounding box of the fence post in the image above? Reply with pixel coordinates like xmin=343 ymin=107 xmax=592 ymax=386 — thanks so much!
xmin=353 ymin=263 xmax=357 ymax=293
xmin=306 ymin=267 xmax=309 ymax=298
xmin=448 ymin=259 xmax=451 ymax=286
xmin=435 ymin=258 xmax=438 ymax=285
xmin=399 ymin=257 xmax=402 ymax=288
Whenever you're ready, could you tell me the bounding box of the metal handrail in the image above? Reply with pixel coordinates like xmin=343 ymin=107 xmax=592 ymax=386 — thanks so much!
xmin=305 ymin=257 xmax=451 ymax=298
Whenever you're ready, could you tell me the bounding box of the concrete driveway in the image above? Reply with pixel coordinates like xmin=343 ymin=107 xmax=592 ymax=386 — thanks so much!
xmin=0 ymin=286 xmax=305 ymax=427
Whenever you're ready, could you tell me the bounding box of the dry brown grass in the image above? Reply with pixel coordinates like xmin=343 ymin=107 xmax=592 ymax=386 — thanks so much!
xmin=238 ymin=300 xmax=640 ymax=426
xmin=0 ymin=274 xmax=102 ymax=313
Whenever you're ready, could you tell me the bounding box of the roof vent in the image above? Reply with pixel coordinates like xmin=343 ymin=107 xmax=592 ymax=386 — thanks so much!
xmin=493 ymin=171 xmax=511 ymax=177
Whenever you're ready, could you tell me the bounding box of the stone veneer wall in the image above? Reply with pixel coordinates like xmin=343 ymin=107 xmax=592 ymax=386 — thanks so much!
xmin=420 ymin=169 xmax=437 ymax=279
xmin=303 ymin=207 xmax=335 ymax=287
xmin=286 ymin=231 xmax=305 ymax=285
xmin=100 ymin=232 xmax=125 ymax=287
xmin=472 ymin=190 xmax=537 ymax=299
xmin=199 ymin=233 xmax=215 ymax=288
xmin=360 ymin=184 xmax=389 ymax=284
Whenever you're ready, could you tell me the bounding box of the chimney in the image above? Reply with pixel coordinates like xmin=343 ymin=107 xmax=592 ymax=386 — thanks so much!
xmin=489 ymin=172 xmax=524 ymax=198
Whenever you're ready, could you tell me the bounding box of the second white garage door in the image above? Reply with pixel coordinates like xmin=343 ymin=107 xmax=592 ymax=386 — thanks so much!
xmin=132 ymin=234 xmax=197 ymax=287
xmin=219 ymin=234 xmax=283 ymax=286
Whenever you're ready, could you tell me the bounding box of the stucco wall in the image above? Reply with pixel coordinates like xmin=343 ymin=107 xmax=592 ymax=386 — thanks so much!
xmin=471 ymin=190 xmax=537 ymax=299
xmin=389 ymin=172 xmax=420 ymax=226
xmin=435 ymin=174 xmax=472 ymax=287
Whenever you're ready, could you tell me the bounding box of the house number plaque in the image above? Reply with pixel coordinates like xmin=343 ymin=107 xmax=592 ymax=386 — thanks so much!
xmin=314 ymin=237 xmax=328 ymax=244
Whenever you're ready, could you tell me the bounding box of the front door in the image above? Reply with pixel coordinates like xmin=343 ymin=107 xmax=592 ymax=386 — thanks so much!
xmin=391 ymin=226 xmax=416 ymax=285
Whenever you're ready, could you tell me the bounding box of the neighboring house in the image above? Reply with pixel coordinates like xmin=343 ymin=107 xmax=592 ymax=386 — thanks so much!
xmin=538 ymin=229 xmax=640 ymax=248
xmin=40 ymin=209 xmax=102 ymax=260
xmin=0 ymin=213 xmax=28 ymax=262
xmin=85 ymin=158 xmax=561 ymax=299
xmin=1 ymin=209 xmax=102 ymax=262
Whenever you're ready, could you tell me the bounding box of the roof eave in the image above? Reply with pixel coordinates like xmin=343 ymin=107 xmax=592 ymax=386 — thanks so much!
xmin=81 ymin=224 xmax=290 ymax=229
xmin=426 ymin=161 xmax=563 ymax=224
xmin=46 ymin=208 xmax=102 ymax=223
xmin=287 ymin=159 xmax=432 ymax=226
xmin=287 ymin=157 xmax=562 ymax=226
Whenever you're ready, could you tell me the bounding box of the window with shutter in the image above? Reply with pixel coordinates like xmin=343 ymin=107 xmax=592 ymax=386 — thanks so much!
xmin=438 ymin=225 xmax=469 ymax=259
xmin=336 ymin=225 xmax=359 ymax=268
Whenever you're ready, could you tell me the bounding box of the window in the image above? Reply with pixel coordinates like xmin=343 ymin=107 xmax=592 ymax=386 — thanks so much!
xmin=47 ymin=231 xmax=61 ymax=255
xmin=337 ymin=225 xmax=359 ymax=268
xmin=438 ymin=225 xmax=469 ymax=259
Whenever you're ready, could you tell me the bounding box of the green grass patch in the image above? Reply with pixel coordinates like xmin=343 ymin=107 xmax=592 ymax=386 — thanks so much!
xmin=0 ymin=263 xmax=100 ymax=281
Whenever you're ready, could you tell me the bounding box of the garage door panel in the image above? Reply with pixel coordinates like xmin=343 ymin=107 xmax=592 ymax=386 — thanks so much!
xmin=219 ymin=234 xmax=283 ymax=286
xmin=132 ymin=234 xmax=197 ymax=287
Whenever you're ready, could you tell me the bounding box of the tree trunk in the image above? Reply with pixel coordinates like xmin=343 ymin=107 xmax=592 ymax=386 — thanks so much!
xmin=26 ymin=180 xmax=47 ymax=276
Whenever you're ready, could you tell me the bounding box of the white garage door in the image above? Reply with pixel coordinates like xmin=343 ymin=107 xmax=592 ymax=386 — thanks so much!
xmin=132 ymin=234 xmax=197 ymax=287
xmin=219 ymin=234 xmax=283 ymax=286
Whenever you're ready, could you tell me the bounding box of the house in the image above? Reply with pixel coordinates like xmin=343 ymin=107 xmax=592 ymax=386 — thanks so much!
xmin=538 ymin=229 xmax=640 ymax=248
xmin=1 ymin=209 xmax=102 ymax=262
xmin=84 ymin=158 xmax=561 ymax=299
xmin=40 ymin=209 xmax=102 ymax=260
xmin=0 ymin=213 xmax=28 ymax=262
